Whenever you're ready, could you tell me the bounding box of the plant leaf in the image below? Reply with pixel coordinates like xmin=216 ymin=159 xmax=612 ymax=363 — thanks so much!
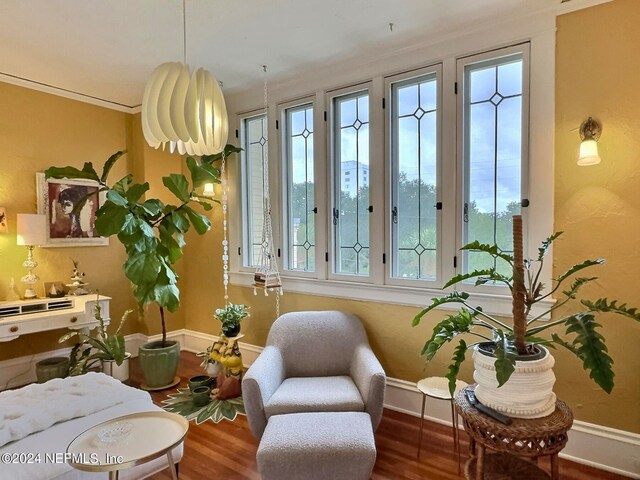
xmin=126 ymin=182 xmax=150 ymax=203
xmin=446 ymin=339 xmax=467 ymax=396
xmin=162 ymin=174 xmax=191 ymax=203
xmin=124 ymin=251 xmax=161 ymax=284
xmin=556 ymin=259 xmax=605 ymax=286
xmin=461 ymin=241 xmax=514 ymax=265
xmin=537 ymin=231 xmax=563 ymax=261
xmin=184 ymin=205 xmax=211 ymax=234
xmin=45 ymin=164 xmax=100 ymax=182
xmin=442 ymin=269 xmax=498 ymax=289
xmin=100 ymin=151 xmax=126 ymax=182
xmin=413 ymin=291 xmax=470 ymax=326
xmin=581 ymin=298 xmax=640 ymax=321
xmin=106 ymin=190 xmax=128 ymax=207
xmin=561 ymin=277 xmax=598 ymax=299
xmin=564 ymin=313 xmax=614 ymax=393
xmin=95 ymin=203 xmax=129 ymax=236
xmin=201 ymin=144 xmax=242 ymax=163
xmin=493 ymin=330 xmax=516 ymax=387
xmin=421 ymin=309 xmax=476 ymax=360
xmin=186 ymin=157 xmax=220 ymax=188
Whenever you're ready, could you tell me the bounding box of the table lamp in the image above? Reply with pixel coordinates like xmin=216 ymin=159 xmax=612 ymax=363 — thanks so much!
xmin=16 ymin=214 xmax=47 ymax=299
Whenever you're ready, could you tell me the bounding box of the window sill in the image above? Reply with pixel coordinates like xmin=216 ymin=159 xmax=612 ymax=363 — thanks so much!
xmin=229 ymin=271 xmax=554 ymax=319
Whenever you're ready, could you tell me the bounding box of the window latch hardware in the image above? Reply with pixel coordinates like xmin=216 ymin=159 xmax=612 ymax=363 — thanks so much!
xmin=368 ymin=205 xmax=374 ymax=213
xmin=313 ymin=207 xmax=318 ymax=214
xmin=463 ymin=203 xmax=469 ymax=223
xmin=435 ymin=202 xmax=443 ymax=210
xmin=392 ymin=206 xmax=398 ymax=224
xmin=332 ymin=208 xmax=339 ymax=225
xmin=521 ymin=198 xmax=530 ymax=207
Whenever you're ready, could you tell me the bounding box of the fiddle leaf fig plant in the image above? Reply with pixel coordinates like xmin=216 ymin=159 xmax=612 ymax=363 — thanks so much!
xmin=413 ymin=215 xmax=640 ymax=395
xmin=45 ymin=145 xmax=241 ymax=345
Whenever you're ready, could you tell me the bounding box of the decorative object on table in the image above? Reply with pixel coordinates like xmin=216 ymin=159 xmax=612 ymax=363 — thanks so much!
xmin=413 ymin=214 xmax=640 ymax=419
xmin=215 ymin=303 xmax=249 ymax=337
xmin=162 ymin=387 xmax=245 ymax=424
xmin=59 ymin=293 xmax=132 ymax=380
xmin=35 ymin=173 xmax=108 ymax=247
xmin=206 ymin=334 xmax=245 ymax=400
xmin=455 ymin=386 xmax=573 ymax=480
xmin=196 ymin=341 xmax=224 ymax=376
xmin=35 ymin=356 xmax=69 ymax=382
xmin=45 ymin=146 xmax=241 ymax=390
xmin=7 ymin=277 xmax=21 ymax=301
xmin=141 ymin=0 xmax=228 ymax=156
xmin=0 ymin=206 xmax=7 ymax=233
xmin=66 ymin=258 xmax=90 ymax=295
xmin=44 ymin=281 xmax=67 ymax=298
xmin=252 ymin=66 xmax=283 ymax=314
xmin=16 ymin=213 xmax=47 ymax=299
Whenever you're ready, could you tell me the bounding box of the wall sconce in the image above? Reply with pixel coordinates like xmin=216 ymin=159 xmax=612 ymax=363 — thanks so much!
xmin=578 ymin=117 xmax=602 ymax=166
xmin=16 ymin=214 xmax=47 ymax=299
xmin=202 ymin=183 xmax=215 ymax=197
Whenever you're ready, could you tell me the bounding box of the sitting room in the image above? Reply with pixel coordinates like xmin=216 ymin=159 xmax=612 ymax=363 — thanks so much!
xmin=0 ymin=1 xmax=638 ymax=479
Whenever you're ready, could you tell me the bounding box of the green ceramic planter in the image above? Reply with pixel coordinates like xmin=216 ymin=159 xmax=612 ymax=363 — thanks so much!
xmin=138 ymin=340 xmax=180 ymax=389
xmin=35 ymin=357 xmax=69 ymax=383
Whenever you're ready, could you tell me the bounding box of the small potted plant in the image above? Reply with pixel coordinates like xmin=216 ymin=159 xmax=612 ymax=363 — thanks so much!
xmin=59 ymin=294 xmax=133 ymax=381
xmin=215 ymin=303 xmax=250 ymax=338
xmin=413 ymin=215 xmax=639 ymax=418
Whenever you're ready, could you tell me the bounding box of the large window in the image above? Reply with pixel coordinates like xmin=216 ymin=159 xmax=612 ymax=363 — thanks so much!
xmin=390 ymin=70 xmax=439 ymax=281
xmin=233 ymin=38 xmax=551 ymax=315
xmin=332 ymin=90 xmax=370 ymax=277
xmin=240 ymin=114 xmax=267 ymax=267
xmin=283 ymin=103 xmax=315 ymax=272
xmin=459 ymin=46 xmax=529 ymax=276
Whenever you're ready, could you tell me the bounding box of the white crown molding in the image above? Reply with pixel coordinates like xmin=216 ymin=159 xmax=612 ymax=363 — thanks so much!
xmin=1 ymin=326 xmax=637 ymax=478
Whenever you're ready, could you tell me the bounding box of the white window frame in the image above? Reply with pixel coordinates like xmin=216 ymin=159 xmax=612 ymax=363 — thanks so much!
xmin=327 ymin=82 xmax=383 ymax=284
xmin=455 ymin=43 xmax=531 ymax=295
xmin=231 ymin=18 xmax=556 ymax=318
xmin=278 ymin=96 xmax=318 ymax=278
xmin=384 ymin=64 xmax=445 ymax=289
xmin=238 ymin=110 xmax=267 ymax=270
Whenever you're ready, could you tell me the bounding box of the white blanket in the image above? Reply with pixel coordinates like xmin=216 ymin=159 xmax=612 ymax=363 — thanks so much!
xmin=0 ymin=372 xmax=150 ymax=448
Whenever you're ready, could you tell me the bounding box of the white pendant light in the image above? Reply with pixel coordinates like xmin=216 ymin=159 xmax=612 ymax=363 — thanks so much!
xmin=141 ymin=2 xmax=228 ymax=155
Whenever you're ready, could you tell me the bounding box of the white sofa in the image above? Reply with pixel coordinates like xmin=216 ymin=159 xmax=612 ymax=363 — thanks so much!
xmin=0 ymin=373 xmax=183 ymax=480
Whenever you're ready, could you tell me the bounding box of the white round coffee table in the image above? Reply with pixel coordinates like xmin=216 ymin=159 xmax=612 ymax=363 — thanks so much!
xmin=67 ymin=411 xmax=188 ymax=480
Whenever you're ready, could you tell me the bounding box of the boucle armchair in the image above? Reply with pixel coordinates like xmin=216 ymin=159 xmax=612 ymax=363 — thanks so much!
xmin=242 ymin=311 xmax=386 ymax=439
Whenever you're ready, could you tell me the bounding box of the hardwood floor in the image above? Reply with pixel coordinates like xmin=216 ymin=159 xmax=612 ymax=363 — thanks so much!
xmin=130 ymin=352 xmax=626 ymax=480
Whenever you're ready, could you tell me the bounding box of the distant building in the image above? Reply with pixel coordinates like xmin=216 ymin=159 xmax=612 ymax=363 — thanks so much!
xmin=340 ymin=161 xmax=369 ymax=197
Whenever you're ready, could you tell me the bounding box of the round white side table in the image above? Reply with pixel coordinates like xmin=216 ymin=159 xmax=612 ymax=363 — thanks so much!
xmin=67 ymin=411 xmax=188 ymax=480
xmin=417 ymin=377 xmax=468 ymax=471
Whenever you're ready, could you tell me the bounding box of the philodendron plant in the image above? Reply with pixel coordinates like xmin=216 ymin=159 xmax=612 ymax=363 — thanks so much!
xmin=413 ymin=215 xmax=640 ymax=395
xmin=45 ymin=145 xmax=241 ymax=345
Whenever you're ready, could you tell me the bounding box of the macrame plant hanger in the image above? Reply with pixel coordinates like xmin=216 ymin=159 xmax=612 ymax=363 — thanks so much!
xmin=253 ymin=65 xmax=283 ymax=316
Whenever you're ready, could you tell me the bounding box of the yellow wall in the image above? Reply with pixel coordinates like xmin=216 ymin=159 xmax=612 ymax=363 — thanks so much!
xmin=0 ymin=86 xmax=188 ymax=360
xmin=183 ymin=0 xmax=640 ymax=433
xmin=0 ymin=83 xmax=140 ymax=360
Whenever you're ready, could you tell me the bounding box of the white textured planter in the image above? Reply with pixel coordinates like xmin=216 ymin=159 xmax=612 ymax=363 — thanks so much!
xmin=473 ymin=344 xmax=556 ymax=419
xmin=206 ymin=361 xmax=222 ymax=376
xmin=101 ymin=353 xmax=131 ymax=382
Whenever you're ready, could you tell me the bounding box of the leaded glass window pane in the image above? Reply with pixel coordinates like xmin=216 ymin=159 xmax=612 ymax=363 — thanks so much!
xmin=242 ymin=115 xmax=267 ymax=267
xmin=285 ymin=104 xmax=315 ymax=271
xmin=391 ymin=73 xmax=438 ymax=280
xmin=463 ymin=54 xmax=524 ymax=276
xmin=334 ymin=92 xmax=369 ymax=276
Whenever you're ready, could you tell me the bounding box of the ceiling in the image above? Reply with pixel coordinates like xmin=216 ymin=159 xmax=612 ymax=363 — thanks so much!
xmin=0 ymin=0 xmax=590 ymax=110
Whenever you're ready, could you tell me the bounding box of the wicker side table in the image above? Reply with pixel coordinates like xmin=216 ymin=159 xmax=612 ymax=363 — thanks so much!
xmin=455 ymin=385 xmax=573 ymax=480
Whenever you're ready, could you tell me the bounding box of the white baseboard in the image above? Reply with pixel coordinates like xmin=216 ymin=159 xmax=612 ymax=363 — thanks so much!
xmin=1 ymin=329 xmax=638 ymax=478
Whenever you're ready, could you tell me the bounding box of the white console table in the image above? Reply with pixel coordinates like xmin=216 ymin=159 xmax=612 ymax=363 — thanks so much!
xmin=0 ymin=295 xmax=110 ymax=342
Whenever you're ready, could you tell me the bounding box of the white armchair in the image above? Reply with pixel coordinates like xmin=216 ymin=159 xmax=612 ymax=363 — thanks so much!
xmin=242 ymin=311 xmax=386 ymax=439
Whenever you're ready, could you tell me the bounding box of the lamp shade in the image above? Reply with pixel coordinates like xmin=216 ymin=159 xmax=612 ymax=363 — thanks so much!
xmin=578 ymin=139 xmax=601 ymax=166
xmin=16 ymin=214 xmax=47 ymax=246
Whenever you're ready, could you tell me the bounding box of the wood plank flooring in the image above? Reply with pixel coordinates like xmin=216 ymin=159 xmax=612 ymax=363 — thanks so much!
xmin=130 ymin=352 xmax=627 ymax=480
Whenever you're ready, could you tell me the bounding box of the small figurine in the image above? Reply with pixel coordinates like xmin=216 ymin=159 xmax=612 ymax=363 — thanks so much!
xmin=66 ymin=259 xmax=90 ymax=295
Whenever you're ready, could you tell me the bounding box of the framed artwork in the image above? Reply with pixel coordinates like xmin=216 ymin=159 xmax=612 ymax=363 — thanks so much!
xmin=0 ymin=207 xmax=7 ymax=233
xmin=36 ymin=173 xmax=108 ymax=247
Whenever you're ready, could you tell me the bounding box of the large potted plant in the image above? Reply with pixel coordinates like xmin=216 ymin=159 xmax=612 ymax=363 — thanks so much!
xmin=59 ymin=294 xmax=132 ymax=381
xmin=413 ymin=215 xmax=639 ymax=418
xmin=46 ymin=145 xmax=240 ymax=389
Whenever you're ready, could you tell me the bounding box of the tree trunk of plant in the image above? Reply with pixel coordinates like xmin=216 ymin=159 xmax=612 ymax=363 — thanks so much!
xmin=512 ymin=215 xmax=527 ymax=354
xmin=159 ymin=305 xmax=167 ymax=347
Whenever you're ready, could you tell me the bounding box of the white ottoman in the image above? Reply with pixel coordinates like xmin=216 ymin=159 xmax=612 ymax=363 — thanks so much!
xmin=257 ymin=411 xmax=376 ymax=480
